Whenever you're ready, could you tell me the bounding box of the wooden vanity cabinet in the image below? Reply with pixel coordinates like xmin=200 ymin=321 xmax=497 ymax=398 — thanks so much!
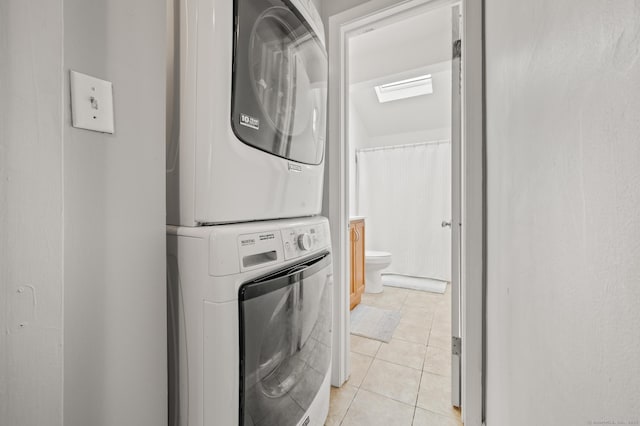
xmin=349 ymin=218 xmax=365 ymax=310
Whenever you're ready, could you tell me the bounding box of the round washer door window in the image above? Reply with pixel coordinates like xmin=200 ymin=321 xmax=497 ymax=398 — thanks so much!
xmin=251 ymin=8 xmax=314 ymax=138
xmin=232 ymin=0 xmax=327 ymax=165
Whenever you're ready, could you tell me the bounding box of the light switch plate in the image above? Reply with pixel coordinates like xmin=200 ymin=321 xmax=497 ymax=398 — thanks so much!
xmin=70 ymin=70 xmax=114 ymax=134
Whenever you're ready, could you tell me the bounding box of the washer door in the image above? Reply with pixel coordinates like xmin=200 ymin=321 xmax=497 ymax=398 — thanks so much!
xmin=239 ymin=252 xmax=332 ymax=426
xmin=232 ymin=0 xmax=327 ymax=165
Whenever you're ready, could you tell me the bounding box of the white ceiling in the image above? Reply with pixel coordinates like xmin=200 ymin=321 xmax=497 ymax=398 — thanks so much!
xmin=348 ymin=5 xmax=453 ymax=138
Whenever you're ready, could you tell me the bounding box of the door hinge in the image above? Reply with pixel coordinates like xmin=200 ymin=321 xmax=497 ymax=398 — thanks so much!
xmin=452 ymin=39 xmax=462 ymax=59
xmin=452 ymin=336 xmax=462 ymax=356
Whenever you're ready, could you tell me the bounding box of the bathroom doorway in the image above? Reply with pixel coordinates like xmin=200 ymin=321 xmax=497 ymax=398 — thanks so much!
xmin=326 ymin=0 xmax=484 ymax=425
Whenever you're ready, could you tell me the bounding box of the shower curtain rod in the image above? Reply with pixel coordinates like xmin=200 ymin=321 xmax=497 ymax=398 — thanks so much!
xmin=356 ymin=139 xmax=451 ymax=153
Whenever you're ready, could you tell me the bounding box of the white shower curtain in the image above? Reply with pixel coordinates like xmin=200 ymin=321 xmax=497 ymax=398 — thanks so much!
xmin=357 ymin=141 xmax=451 ymax=281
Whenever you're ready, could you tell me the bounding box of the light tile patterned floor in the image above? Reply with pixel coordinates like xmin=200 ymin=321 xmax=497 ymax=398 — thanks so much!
xmin=325 ymin=285 xmax=462 ymax=426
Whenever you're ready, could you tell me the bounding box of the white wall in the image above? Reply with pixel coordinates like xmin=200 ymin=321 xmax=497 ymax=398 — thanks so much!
xmin=322 ymin=0 xmax=370 ymax=22
xmin=310 ymin=0 xmax=323 ymax=16
xmin=63 ymin=1 xmax=167 ymax=426
xmin=348 ymin=105 xmax=369 ymax=216
xmin=348 ymin=8 xmax=451 ymax=86
xmin=485 ymin=1 xmax=640 ymax=425
xmin=0 ymin=1 xmax=64 ymax=425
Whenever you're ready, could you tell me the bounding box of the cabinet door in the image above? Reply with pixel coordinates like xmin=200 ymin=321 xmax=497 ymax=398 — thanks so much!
xmin=353 ymin=221 xmax=365 ymax=295
xmin=349 ymin=224 xmax=359 ymax=310
xmin=349 ymin=220 xmax=365 ymax=310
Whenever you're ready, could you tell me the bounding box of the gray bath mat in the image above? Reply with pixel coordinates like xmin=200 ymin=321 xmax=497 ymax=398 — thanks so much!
xmin=350 ymin=304 xmax=401 ymax=343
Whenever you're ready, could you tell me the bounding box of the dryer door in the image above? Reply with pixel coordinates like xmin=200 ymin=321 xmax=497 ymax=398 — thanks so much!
xmin=232 ymin=0 xmax=327 ymax=165
xmin=239 ymin=252 xmax=332 ymax=426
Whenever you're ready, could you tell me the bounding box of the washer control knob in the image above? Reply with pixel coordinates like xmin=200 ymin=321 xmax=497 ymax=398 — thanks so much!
xmin=297 ymin=233 xmax=312 ymax=251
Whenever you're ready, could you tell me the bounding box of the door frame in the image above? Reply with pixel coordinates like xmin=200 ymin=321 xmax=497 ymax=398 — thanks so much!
xmin=326 ymin=1 xmax=485 ymax=425
xmin=451 ymin=2 xmax=463 ymax=409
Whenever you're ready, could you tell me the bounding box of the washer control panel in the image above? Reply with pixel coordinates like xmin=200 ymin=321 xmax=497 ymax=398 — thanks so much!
xmin=297 ymin=233 xmax=312 ymax=251
xmin=281 ymin=222 xmax=329 ymax=260
xmin=206 ymin=216 xmax=331 ymax=276
xmin=237 ymin=230 xmax=284 ymax=272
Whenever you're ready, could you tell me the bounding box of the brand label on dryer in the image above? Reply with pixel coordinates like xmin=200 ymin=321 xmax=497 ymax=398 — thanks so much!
xmin=288 ymin=163 xmax=302 ymax=172
xmin=240 ymin=113 xmax=260 ymax=130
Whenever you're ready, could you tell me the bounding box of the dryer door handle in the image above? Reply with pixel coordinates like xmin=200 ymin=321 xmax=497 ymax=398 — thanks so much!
xmin=239 ymin=251 xmax=332 ymax=301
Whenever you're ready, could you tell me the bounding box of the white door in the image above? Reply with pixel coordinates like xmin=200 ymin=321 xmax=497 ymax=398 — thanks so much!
xmin=449 ymin=3 xmax=463 ymax=409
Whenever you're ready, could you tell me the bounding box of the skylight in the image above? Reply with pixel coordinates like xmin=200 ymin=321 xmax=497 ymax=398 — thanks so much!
xmin=374 ymin=74 xmax=433 ymax=103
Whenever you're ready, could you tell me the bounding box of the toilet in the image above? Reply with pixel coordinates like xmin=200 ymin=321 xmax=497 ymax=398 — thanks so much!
xmin=364 ymin=250 xmax=392 ymax=293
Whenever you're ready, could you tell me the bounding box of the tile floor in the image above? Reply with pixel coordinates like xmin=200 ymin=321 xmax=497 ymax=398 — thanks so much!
xmin=325 ymin=285 xmax=462 ymax=426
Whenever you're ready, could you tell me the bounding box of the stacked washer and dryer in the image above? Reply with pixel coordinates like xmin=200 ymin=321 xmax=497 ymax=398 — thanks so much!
xmin=166 ymin=0 xmax=331 ymax=425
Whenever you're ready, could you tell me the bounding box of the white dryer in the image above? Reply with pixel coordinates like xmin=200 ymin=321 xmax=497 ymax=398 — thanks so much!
xmin=167 ymin=216 xmax=332 ymax=426
xmin=167 ymin=0 xmax=328 ymax=226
